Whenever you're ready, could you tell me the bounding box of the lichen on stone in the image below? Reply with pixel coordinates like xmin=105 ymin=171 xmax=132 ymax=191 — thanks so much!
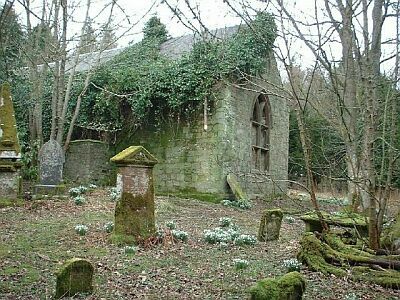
xmin=55 ymin=258 xmax=94 ymax=298
xmin=258 ymin=208 xmax=283 ymax=241
xmin=113 ymin=191 xmax=156 ymax=244
xmin=0 ymin=83 xmax=20 ymax=156
xmin=226 ymin=173 xmax=248 ymax=200
xmin=111 ymin=146 xmax=158 ymax=166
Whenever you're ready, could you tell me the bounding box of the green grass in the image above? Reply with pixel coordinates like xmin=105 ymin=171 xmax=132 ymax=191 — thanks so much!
xmin=1 ymin=190 xmax=399 ymax=299
xmin=0 ymin=197 xmax=24 ymax=208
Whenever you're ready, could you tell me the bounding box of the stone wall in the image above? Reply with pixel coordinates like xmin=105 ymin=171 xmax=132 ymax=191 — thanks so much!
xmin=120 ymin=55 xmax=289 ymax=199
xmin=64 ymin=140 xmax=113 ymax=185
xmin=220 ymin=56 xmax=289 ymax=197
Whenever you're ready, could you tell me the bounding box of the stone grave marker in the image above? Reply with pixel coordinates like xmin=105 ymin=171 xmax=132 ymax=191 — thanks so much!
xmin=38 ymin=139 xmax=65 ymax=185
xmin=227 ymin=173 xmax=247 ymax=200
xmin=0 ymin=83 xmax=22 ymax=199
xmin=258 ymin=209 xmax=283 ymax=241
xmin=55 ymin=258 xmax=94 ymax=298
xmin=110 ymin=146 xmax=158 ymax=243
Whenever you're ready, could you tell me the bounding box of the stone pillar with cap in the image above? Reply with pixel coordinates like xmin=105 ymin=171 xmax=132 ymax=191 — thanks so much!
xmin=110 ymin=146 xmax=158 ymax=244
xmin=0 ymin=83 xmax=22 ymax=199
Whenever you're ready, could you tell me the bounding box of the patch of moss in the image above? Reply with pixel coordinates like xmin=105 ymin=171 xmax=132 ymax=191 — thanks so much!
xmin=381 ymin=212 xmax=400 ymax=251
xmin=0 ymin=197 xmax=24 ymax=208
xmin=0 ymin=83 xmax=20 ymax=154
xmin=278 ymin=272 xmax=306 ymax=299
xmin=249 ymin=278 xmax=279 ymax=300
xmin=300 ymin=211 xmax=368 ymax=236
xmin=1 ymin=266 xmax=20 ymax=275
xmin=0 ymin=243 xmax=11 ymax=258
xmin=300 ymin=211 xmax=367 ymax=227
xmin=227 ymin=173 xmax=248 ymax=200
xmin=55 ymin=258 xmax=94 ymax=298
xmin=249 ymin=272 xmax=305 ymax=300
xmin=159 ymin=189 xmax=224 ymax=203
xmin=114 ymin=191 xmax=156 ymax=242
xmin=110 ymin=146 xmax=158 ymax=166
xmin=298 ymin=232 xmax=400 ymax=288
xmin=297 ymin=233 xmax=347 ymax=277
xmin=109 ymin=233 xmax=137 ymax=246
xmin=352 ymin=266 xmax=400 ymax=289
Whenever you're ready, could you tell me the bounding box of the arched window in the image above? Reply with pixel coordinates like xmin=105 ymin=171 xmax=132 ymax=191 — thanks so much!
xmin=251 ymin=93 xmax=271 ymax=171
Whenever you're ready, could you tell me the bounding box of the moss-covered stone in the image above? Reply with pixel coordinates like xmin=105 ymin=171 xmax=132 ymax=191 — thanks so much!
xmin=249 ymin=272 xmax=306 ymax=300
xmin=55 ymin=258 xmax=94 ymax=298
xmin=298 ymin=232 xmax=400 ymax=288
xmin=111 ymin=146 xmax=158 ymax=166
xmin=226 ymin=173 xmax=247 ymax=200
xmin=300 ymin=211 xmax=368 ymax=236
xmin=249 ymin=278 xmax=279 ymax=300
xmin=112 ymin=150 xmax=158 ymax=244
xmin=258 ymin=209 xmax=283 ymax=241
xmin=0 ymin=82 xmax=21 ymax=156
xmin=113 ymin=192 xmax=156 ymax=243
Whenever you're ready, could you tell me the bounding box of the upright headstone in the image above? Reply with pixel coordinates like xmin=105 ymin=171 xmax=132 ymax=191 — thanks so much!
xmin=258 ymin=209 xmax=283 ymax=241
xmin=0 ymin=83 xmax=22 ymax=199
xmin=38 ymin=139 xmax=65 ymax=185
xmin=110 ymin=146 xmax=158 ymax=243
xmin=55 ymin=258 xmax=94 ymax=298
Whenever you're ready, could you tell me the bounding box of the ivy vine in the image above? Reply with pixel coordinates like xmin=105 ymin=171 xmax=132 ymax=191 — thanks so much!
xmin=76 ymin=12 xmax=277 ymax=132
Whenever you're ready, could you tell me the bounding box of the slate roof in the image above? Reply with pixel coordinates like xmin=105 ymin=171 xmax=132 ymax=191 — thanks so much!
xmin=70 ymin=25 xmax=241 ymax=72
xmin=159 ymin=25 xmax=240 ymax=59
xmin=71 ymin=47 xmax=124 ymax=72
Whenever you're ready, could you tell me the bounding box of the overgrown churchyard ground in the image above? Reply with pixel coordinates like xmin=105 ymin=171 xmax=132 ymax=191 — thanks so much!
xmin=1 ymin=189 xmax=400 ymax=299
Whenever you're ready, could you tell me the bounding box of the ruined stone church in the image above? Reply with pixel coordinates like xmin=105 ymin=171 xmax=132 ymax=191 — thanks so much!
xmin=66 ymin=26 xmax=289 ymax=200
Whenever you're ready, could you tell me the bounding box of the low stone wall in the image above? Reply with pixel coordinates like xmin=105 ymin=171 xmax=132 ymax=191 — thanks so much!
xmin=64 ymin=140 xmax=113 ymax=185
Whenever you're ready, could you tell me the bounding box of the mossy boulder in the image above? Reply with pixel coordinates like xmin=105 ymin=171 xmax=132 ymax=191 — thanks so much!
xmin=258 ymin=209 xmax=283 ymax=241
xmin=55 ymin=258 xmax=94 ymax=298
xmin=249 ymin=271 xmax=306 ymax=300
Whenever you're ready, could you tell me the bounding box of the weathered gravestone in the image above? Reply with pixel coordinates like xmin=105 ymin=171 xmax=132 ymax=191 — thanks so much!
xmin=38 ymin=139 xmax=65 ymax=185
xmin=55 ymin=258 xmax=94 ymax=298
xmin=0 ymin=83 xmax=22 ymax=199
xmin=227 ymin=173 xmax=247 ymax=200
xmin=110 ymin=146 xmax=158 ymax=244
xmin=258 ymin=209 xmax=283 ymax=241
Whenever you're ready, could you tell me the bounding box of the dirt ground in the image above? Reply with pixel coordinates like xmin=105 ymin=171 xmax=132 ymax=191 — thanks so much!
xmin=0 ymin=188 xmax=399 ymax=299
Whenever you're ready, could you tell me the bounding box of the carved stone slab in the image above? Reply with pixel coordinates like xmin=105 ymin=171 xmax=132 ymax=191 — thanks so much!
xmin=38 ymin=140 xmax=65 ymax=185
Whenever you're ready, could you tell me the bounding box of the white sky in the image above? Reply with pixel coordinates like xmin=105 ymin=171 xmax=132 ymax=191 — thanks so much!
xmin=13 ymin=0 xmax=399 ymax=75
